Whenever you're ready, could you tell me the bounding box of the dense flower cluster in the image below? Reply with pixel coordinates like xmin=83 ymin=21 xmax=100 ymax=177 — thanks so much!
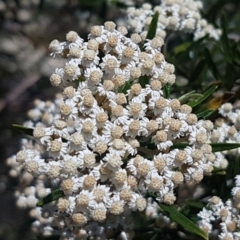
xmin=211 ymin=102 xmax=240 ymax=156
xmin=197 ymin=175 xmax=240 ymax=240
xmin=7 ymin=22 xmax=221 ymax=239
xmin=127 ymin=1 xmax=222 ymax=41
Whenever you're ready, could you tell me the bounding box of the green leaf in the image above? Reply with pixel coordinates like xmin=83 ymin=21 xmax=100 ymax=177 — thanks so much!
xmin=204 ymin=48 xmax=221 ymax=80
xmin=212 ymin=168 xmax=226 ymax=175
xmin=211 ymin=143 xmax=240 ymax=152
xmin=146 ymin=11 xmax=159 ymax=40
xmin=170 ymin=143 xmax=188 ymax=150
xmin=159 ymin=204 xmax=208 ymax=240
xmin=224 ymin=62 xmax=236 ymax=89
xmin=173 ymin=35 xmax=209 ymax=62
xmin=196 ymin=110 xmax=216 ymax=120
xmin=231 ymin=42 xmax=240 ymax=65
xmin=171 ymin=143 xmax=240 ymax=153
xmin=234 ymin=156 xmax=240 ymax=176
xmin=163 ymin=84 xmax=171 ymax=98
xmin=220 ymin=14 xmax=232 ymax=60
xmin=178 ymin=91 xmax=203 ymax=104
xmin=36 ymin=189 xmax=65 ymax=207
xmin=187 ymin=85 xmax=218 ymax=108
xmin=110 ymin=0 xmax=128 ymax=8
xmin=185 ymin=199 xmax=205 ymax=209
xmin=173 ymin=42 xmax=192 ymax=55
xmin=149 ymin=234 xmax=159 ymax=240
xmin=118 ymin=79 xmax=134 ymax=94
xmin=189 ymin=59 xmax=206 ymax=81
xmin=139 ymin=75 xmax=150 ymax=88
xmin=178 ymin=91 xmax=196 ymax=103
xmin=140 ymin=11 xmax=159 ymax=51
xmin=205 ymin=0 xmax=226 ymax=23
xmin=12 ymin=124 xmax=34 ymax=136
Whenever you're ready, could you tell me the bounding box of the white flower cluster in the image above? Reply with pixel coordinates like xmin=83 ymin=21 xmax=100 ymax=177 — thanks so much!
xmin=6 ymin=96 xmax=63 ymax=178
xmin=197 ymin=175 xmax=240 ymax=240
xmin=127 ymin=1 xmax=222 ymax=41
xmin=49 ymin=21 xmax=176 ymax=88
xmin=211 ymin=102 xmax=240 ymax=156
xmin=10 ymin=22 xmax=219 ymax=239
xmin=6 ymin=97 xmax=63 ymax=237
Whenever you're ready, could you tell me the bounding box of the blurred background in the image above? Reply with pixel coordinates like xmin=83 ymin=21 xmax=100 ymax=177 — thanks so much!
xmin=0 ymin=0 xmax=239 ymax=239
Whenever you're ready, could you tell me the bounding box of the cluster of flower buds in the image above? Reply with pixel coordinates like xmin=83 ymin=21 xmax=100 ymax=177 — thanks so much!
xmin=211 ymin=102 xmax=240 ymax=156
xmin=127 ymin=1 xmax=222 ymax=41
xmin=198 ymin=175 xmax=240 ymax=239
xmin=9 ymin=21 xmax=221 ymax=239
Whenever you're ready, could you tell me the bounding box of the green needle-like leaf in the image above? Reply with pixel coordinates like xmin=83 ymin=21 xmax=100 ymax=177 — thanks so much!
xmin=187 ymin=85 xmax=218 ymax=107
xmin=204 ymin=48 xmax=221 ymax=80
xmin=189 ymin=59 xmax=206 ymax=81
xmin=178 ymin=91 xmax=196 ymax=103
xmin=136 ymin=9 xmax=167 ymax=89
xmin=12 ymin=124 xmax=34 ymax=136
xmin=196 ymin=110 xmax=216 ymax=120
xmin=149 ymin=234 xmax=159 ymax=240
xmin=139 ymin=75 xmax=150 ymax=88
xmin=36 ymin=189 xmax=65 ymax=207
xmin=146 ymin=11 xmax=159 ymax=40
xmin=163 ymin=84 xmax=171 ymax=98
xmin=211 ymin=143 xmax=240 ymax=152
xmin=170 ymin=143 xmax=188 ymax=150
xmin=171 ymin=143 xmax=240 ymax=153
xmin=159 ymin=204 xmax=208 ymax=240
xmin=185 ymin=199 xmax=205 ymax=209
xmin=118 ymin=79 xmax=134 ymax=93
xmin=220 ymin=14 xmax=232 ymax=60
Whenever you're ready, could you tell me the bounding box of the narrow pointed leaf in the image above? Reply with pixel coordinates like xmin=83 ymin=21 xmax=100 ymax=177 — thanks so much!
xmin=141 ymin=11 xmax=159 ymax=51
xmin=220 ymin=14 xmax=232 ymax=59
xmin=234 ymin=156 xmax=240 ymax=175
xmin=159 ymin=204 xmax=208 ymax=240
xmin=173 ymin=42 xmax=192 ymax=55
xmin=185 ymin=199 xmax=205 ymax=209
xmin=204 ymin=48 xmax=220 ymax=80
xmin=178 ymin=91 xmax=196 ymax=103
xmin=36 ymin=189 xmax=65 ymax=207
xmin=110 ymin=0 xmax=128 ymax=8
xmin=196 ymin=110 xmax=216 ymax=120
xmin=146 ymin=11 xmax=159 ymax=40
xmin=205 ymin=0 xmax=226 ymax=23
xmin=224 ymin=62 xmax=236 ymax=89
xmin=231 ymin=42 xmax=240 ymax=65
xmin=170 ymin=143 xmax=188 ymax=150
xmin=12 ymin=124 xmax=34 ymax=136
xmin=211 ymin=143 xmax=240 ymax=152
xmin=212 ymin=168 xmax=226 ymax=175
xmin=189 ymin=59 xmax=206 ymax=81
xmin=149 ymin=234 xmax=159 ymax=240
xmin=174 ymin=35 xmax=209 ymax=60
xmin=163 ymin=84 xmax=171 ymax=98
xmin=179 ymin=93 xmax=202 ymax=104
xmin=119 ymin=79 xmax=134 ymax=93
xmin=139 ymin=75 xmax=150 ymax=88
xmin=171 ymin=143 xmax=240 ymax=153
xmin=187 ymin=85 xmax=218 ymax=107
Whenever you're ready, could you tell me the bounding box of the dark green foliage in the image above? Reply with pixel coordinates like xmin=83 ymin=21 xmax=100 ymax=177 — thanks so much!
xmin=146 ymin=11 xmax=159 ymax=40
xmin=8 ymin=1 xmax=240 ymax=240
xmin=159 ymin=204 xmax=208 ymax=240
xmin=12 ymin=124 xmax=34 ymax=136
xmin=187 ymin=85 xmax=218 ymax=107
xmin=196 ymin=109 xmax=216 ymax=119
xmin=36 ymin=189 xmax=65 ymax=207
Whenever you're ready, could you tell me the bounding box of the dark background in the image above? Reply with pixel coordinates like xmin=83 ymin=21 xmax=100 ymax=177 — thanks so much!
xmin=0 ymin=0 xmax=239 ymax=239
